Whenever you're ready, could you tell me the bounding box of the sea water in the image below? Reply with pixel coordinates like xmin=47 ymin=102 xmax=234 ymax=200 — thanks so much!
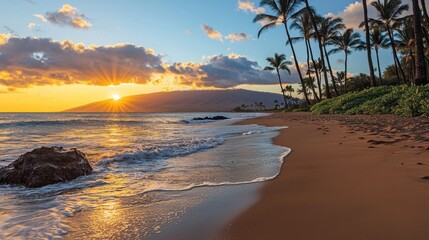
xmin=0 ymin=113 xmax=290 ymax=239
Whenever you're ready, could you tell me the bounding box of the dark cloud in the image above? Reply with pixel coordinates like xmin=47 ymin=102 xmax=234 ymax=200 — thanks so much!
xmin=0 ymin=37 xmax=164 ymax=88
xmin=169 ymin=54 xmax=300 ymax=88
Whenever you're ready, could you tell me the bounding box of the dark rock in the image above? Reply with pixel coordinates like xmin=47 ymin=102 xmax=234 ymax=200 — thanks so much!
xmin=0 ymin=146 xmax=93 ymax=188
xmin=192 ymin=116 xmax=229 ymax=121
xmin=422 ymin=176 xmax=429 ymax=180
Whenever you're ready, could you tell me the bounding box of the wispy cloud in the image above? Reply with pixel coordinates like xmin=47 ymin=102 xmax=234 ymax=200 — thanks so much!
xmin=202 ymin=24 xmax=250 ymax=43
xmin=237 ymin=0 xmax=265 ymax=14
xmin=35 ymin=4 xmax=92 ymax=29
xmin=201 ymin=24 xmax=223 ymax=41
xmin=27 ymin=22 xmax=36 ymax=29
xmin=225 ymin=33 xmax=251 ymax=43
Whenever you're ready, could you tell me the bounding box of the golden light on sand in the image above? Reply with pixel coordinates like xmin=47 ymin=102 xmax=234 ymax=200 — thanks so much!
xmin=112 ymin=94 xmax=121 ymax=101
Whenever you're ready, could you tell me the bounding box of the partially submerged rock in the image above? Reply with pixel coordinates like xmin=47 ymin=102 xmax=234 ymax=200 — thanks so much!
xmin=192 ymin=116 xmax=229 ymax=121
xmin=0 ymin=146 xmax=93 ymax=188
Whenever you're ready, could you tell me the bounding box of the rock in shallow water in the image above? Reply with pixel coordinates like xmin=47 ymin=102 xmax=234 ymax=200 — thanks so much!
xmin=0 ymin=146 xmax=93 ymax=188
xmin=192 ymin=116 xmax=229 ymax=121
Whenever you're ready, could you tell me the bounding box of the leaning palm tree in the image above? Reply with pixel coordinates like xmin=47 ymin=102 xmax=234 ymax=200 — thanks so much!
xmin=329 ymin=29 xmax=363 ymax=92
xmin=370 ymin=27 xmax=390 ymax=84
xmin=363 ymin=0 xmax=377 ymax=86
xmin=412 ymin=0 xmax=428 ymax=85
xmin=317 ymin=16 xmax=345 ymax=96
xmin=367 ymin=0 xmax=409 ymax=83
xmin=254 ymin=0 xmax=310 ymax=104
xmin=264 ymin=53 xmax=293 ymax=108
xmin=290 ymin=8 xmax=321 ymax=101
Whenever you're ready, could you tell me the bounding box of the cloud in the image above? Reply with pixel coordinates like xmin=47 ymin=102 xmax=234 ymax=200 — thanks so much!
xmin=35 ymin=4 xmax=92 ymax=29
xmin=327 ymin=0 xmax=423 ymax=30
xmin=201 ymin=24 xmax=223 ymax=41
xmin=0 ymin=33 xmax=10 ymax=45
xmin=0 ymin=37 xmax=299 ymax=90
xmin=225 ymin=33 xmax=251 ymax=43
xmin=237 ymin=0 xmax=265 ymax=14
xmin=169 ymin=54 xmax=300 ymax=88
xmin=0 ymin=37 xmax=164 ymax=88
xmin=27 ymin=22 xmax=36 ymax=29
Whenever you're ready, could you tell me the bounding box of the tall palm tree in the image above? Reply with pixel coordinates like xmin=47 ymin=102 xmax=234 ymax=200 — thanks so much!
xmin=317 ymin=16 xmax=345 ymax=96
xmin=254 ymin=0 xmax=310 ymax=104
xmin=264 ymin=53 xmax=293 ymax=108
xmin=290 ymin=8 xmax=321 ymax=101
xmin=303 ymin=0 xmax=332 ymax=98
xmin=370 ymin=27 xmax=390 ymax=84
xmin=363 ymin=0 xmax=377 ymax=86
xmin=329 ymin=29 xmax=363 ymax=92
xmin=368 ymin=0 xmax=409 ymax=83
xmin=413 ymin=0 xmax=428 ymax=85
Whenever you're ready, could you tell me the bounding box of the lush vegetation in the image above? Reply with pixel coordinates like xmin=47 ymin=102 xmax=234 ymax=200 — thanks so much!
xmin=253 ymin=0 xmax=429 ymax=113
xmin=311 ymin=85 xmax=429 ymax=117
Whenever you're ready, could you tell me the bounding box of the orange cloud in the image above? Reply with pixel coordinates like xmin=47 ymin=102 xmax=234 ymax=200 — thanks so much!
xmin=237 ymin=0 xmax=265 ymax=14
xmin=201 ymin=24 xmax=223 ymax=41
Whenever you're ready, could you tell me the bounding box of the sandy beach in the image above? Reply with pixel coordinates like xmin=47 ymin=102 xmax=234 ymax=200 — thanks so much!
xmin=226 ymin=112 xmax=429 ymax=240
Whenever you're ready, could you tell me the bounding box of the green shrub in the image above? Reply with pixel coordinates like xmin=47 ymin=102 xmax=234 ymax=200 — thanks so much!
xmin=311 ymin=85 xmax=429 ymax=117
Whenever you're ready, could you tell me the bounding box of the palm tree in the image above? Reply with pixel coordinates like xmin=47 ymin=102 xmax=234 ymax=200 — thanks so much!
xmin=370 ymin=27 xmax=390 ymax=84
xmin=303 ymin=0 xmax=332 ymax=98
xmin=412 ymin=0 xmax=428 ymax=85
xmin=264 ymin=53 xmax=293 ymax=108
xmin=290 ymin=8 xmax=321 ymax=101
xmin=254 ymin=0 xmax=310 ymax=104
xmin=363 ymin=0 xmax=377 ymax=86
xmin=284 ymin=85 xmax=295 ymax=97
xmin=367 ymin=0 xmax=409 ymax=83
xmin=329 ymin=29 xmax=363 ymax=92
xmin=317 ymin=16 xmax=345 ymax=96
xmin=395 ymin=19 xmax=416 ymax=82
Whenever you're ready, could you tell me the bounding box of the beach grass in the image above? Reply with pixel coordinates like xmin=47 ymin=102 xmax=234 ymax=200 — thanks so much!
xmin=311 ymin=85 xmax=429 ymax=117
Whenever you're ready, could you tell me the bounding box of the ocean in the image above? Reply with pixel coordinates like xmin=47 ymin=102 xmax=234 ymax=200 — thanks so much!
xmin=0 ymin=113 xmax=289 ymax=239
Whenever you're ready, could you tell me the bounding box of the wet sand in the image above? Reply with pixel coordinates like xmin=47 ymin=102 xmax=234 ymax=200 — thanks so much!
xmin=226 ymin=112 xmax=429 ymax=240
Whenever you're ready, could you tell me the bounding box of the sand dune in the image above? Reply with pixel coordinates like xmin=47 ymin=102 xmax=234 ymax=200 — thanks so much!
xmin=64 ymin=89 xmax=283 ymax=112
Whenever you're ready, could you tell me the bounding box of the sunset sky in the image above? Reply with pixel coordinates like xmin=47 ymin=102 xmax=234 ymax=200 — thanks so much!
xmin=0 ymin=0 xmax=414 ymax=111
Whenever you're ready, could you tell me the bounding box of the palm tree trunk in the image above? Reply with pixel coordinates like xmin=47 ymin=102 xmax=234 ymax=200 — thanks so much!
xmin=410 ymin=51 xmax=416 ymax=84
xmin=363 ymin=0 xmax=377 ymax=86
xmin=387 ymin=26 xmax=406 ymax=83
xmin=375 ymin=48 xmax=383 ymax=85
xmin=304 ymin=0 xmax=332 ymax=98
xmin=414 ymin=0 xmax=428 ymax=85
xmin=308 ymin=41 xmax=322 ymax=97
xmin=276 ymin=69 xmax=289 ymax=108
xmin=284 ymin=23 xmax=311 ymax=104
xmin=323 ymin=45 xmax=340 ymax=96
xmin=344 ymin=52 xmax=348 ymax=92
xmin=305 ymin=39 xmax=320 ymax=101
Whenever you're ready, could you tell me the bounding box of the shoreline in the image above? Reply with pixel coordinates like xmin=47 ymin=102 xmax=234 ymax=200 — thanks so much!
xmin=225 ymin=112 xmax=429 ymax=240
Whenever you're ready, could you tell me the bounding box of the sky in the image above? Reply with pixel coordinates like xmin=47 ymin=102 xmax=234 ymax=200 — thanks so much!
xmin=0 ymin=0 xmax=416 ymax=111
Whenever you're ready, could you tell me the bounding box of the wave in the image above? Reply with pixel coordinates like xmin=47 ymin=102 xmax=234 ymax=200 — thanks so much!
xmin=97 ymin=137 xmax=225 ymax=165
xmin=134 ymin=146 xmax=291 ymax=194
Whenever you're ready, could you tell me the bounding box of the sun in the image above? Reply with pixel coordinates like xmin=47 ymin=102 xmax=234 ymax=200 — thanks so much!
xmin=112 ymin=94 xmax=121 ymax=101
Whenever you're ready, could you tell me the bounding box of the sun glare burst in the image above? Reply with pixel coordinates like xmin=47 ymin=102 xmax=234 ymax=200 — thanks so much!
xmin=112 ymin=94 xmax=121 ymax=101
